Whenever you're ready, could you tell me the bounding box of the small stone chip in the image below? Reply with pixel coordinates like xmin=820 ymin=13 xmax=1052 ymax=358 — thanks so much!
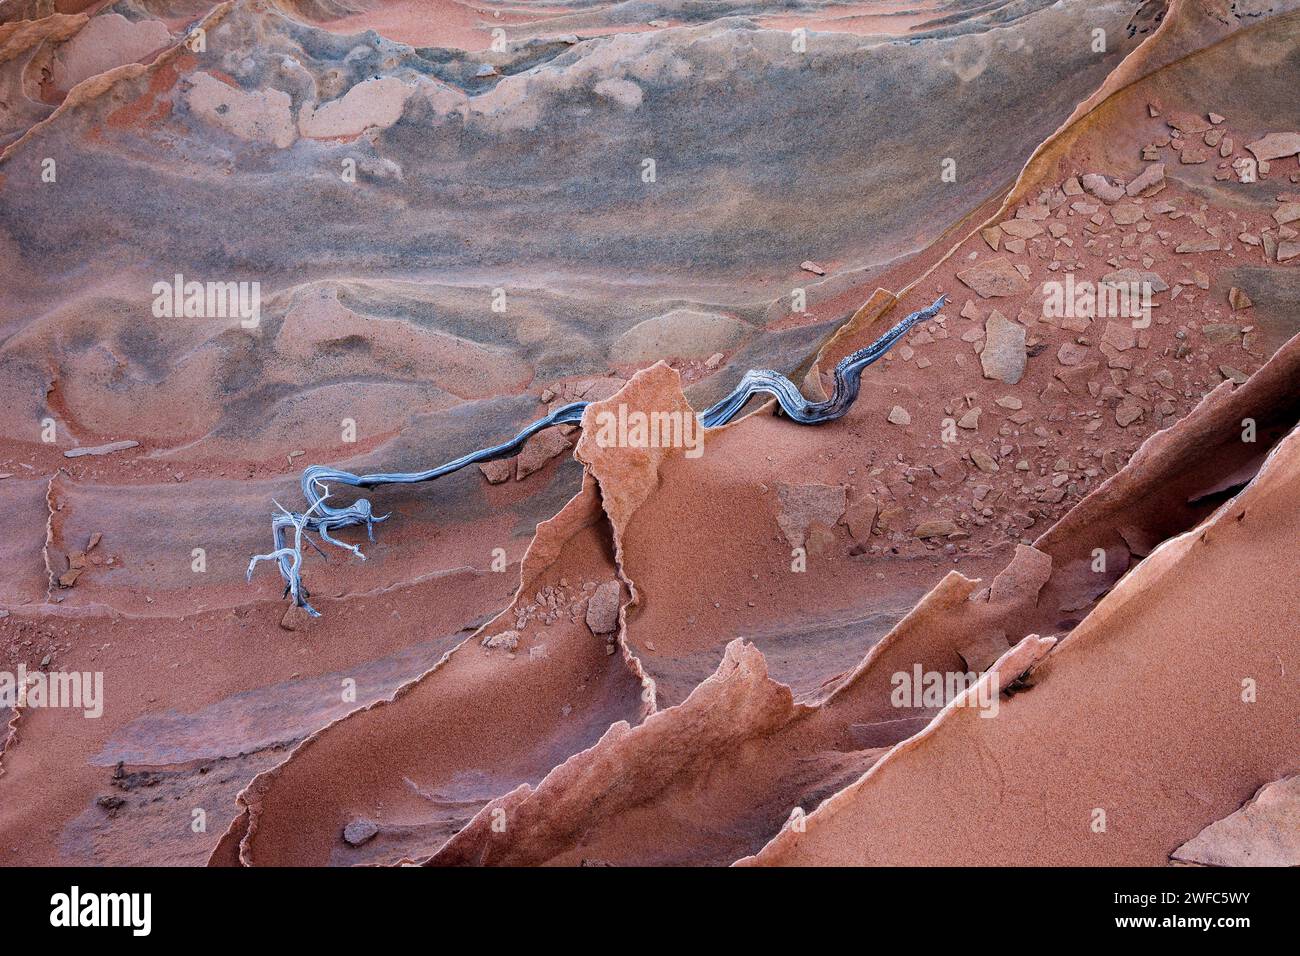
xmin=343 ymin=819 xmax=379 ymax=846
xmin=586 ymin=581 xmax=621 ymax=635
xmin=482 ymin=629 xmax=521 ymax=650
xmin=970 ymin=448 xmax=999 ymax=473
xmin=64 ymin=440 xmax=139 ymax=458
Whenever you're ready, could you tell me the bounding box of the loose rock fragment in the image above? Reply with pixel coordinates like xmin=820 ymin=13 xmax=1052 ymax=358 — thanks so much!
xmin=1111 ymin=204 xmax=1144 ymax=225
xmin=585 ymin=581 xmax=621 ymax=635
xmin=980 ymin=312 xmax=1026 ymax=384
xmin=957 ymin=257 xmax=1030 ymax=298
xmin=343 ymin=819 xmax=379 ymax=846
xmin=482 ymin=630 xmax=521 ymax=650
xmin=1202 ymin=324 xmax=1242 ymax=345
xmin=1081 ymin=174 xmax=1124 ymax=203
xmin=1245 ymin=132 xmax=1300 ymax=163
xmin=1273 ymin=203 xmax=1300 ymax=226
xmin=64 ymin=440 xmax=139 ymax=458
xmin=1115 ymin=400 xmax=1144 ymax=427
xmin=1175 ymin=239 xmax=1221 ymax=254
xmin=1100 ymin=321 xmax=1136 ymax=352
xmin=970 ymin=448 xmax=999 ymax=473
xmin=479 ymin=459 xmax=513 ymax=484
xmin=843 ymin=493 xmax=879 ymax=542
xmin=1056 ymin=342 xmax=1088 ymax=366
xmin=516 ymin=429 xmax=571 ymax=480
xmin=887 ymin=405 xmax=911 ymax=426
xmin=1000 ymin=219 xmax=1043 ymax=239
xmin=913 ymin=519 xmax=959 ymax=539
xmin=1126 ymin=162 xmax=1165 ymax=197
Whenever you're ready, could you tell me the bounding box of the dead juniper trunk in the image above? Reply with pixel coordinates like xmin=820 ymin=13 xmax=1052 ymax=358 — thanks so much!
xmin=248 ymin=296 xmax=947 ymax=615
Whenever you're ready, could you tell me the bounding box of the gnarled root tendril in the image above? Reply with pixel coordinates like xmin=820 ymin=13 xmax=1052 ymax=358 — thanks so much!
xmin=248 ymin=295 xmax=946 ymax=615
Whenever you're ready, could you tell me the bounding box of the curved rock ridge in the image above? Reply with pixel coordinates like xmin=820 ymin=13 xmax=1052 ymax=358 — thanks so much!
xmin=223 ymin=319 xmax=1300 ymax=866
xmin=410 ymin=330 xmax=1297 ymax=867
xmin=213 ymin=473 xmax=649 ymax=866
xmin=214 ymin=363 xmax=706 ymax=865
xmin=745 ymin=416 xmax=1300 ymax=866
xmin=1172 ymin=773 xmax=1300 ymax=867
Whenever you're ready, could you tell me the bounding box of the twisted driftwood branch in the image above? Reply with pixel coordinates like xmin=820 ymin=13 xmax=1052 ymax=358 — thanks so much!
xmin=249 ymin=294 xmax=946 ymax=615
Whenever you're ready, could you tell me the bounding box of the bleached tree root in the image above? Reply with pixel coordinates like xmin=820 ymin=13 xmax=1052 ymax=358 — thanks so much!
xmin=249 ymin=295 xmax=946 ymax=615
